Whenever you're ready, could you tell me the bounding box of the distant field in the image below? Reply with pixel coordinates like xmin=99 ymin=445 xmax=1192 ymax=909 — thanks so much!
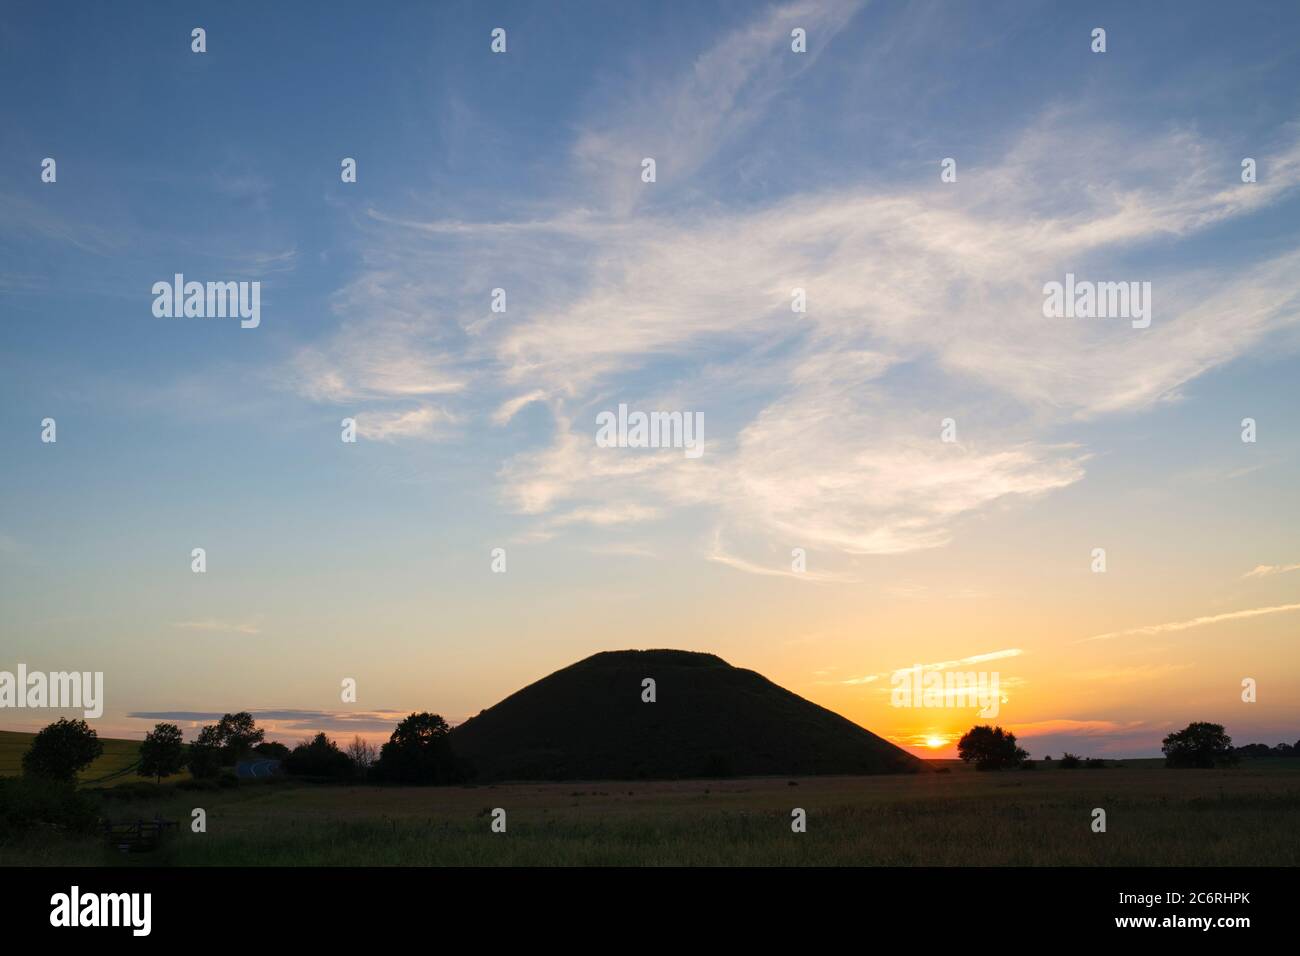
xmin=0 ymin=730 xmax=191 ymax=787
xmin=4 ymin=757 xmax=1298 ymax=866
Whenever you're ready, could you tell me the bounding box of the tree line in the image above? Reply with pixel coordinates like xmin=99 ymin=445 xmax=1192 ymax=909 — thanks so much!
xmin=955 ymin=720 xmax=1292 ymax=770
xmin=15 ymin=711 xmax=472 ymax=786
xmin=12 ymin=715 xmax=1296 ymax=785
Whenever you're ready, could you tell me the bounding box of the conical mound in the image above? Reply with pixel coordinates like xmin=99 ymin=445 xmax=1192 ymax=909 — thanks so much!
xmin=450 ymin=649 xmax=928 ymax=780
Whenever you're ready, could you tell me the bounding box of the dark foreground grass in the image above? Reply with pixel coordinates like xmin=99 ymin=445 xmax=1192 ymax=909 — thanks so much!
xmin=4 ymin=762 xmax=1298 ymax=866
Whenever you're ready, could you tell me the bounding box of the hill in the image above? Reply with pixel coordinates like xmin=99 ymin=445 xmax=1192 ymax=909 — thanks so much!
xmin=449 ymin=649 xmax=927 ymax=780
xmin=0 ymin=729 xmax=150 ymax=786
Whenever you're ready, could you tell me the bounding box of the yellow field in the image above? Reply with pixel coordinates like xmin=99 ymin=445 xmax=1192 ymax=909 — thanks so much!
xmin=0 ymin=730 xmax=184 ymax=786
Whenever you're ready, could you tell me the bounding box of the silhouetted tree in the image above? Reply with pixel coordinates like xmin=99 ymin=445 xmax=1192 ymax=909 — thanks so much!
xmin=372 ymin=712 xmax=470 ymax=784
xmin=1163 ymin=722 xmax=1237 ymax=768
xmin=187 ymin=724 xmax=224 ymax=779
xmin=1058 ymin=752 xmax=1081 ymax=769
xmin=254 ymin=741 xmax=291 ymax=760
xmin=22 ymin=718 xmax=103 ymax=782
xmin=284 ymin=732 xmax=354 ymax=780
xmin=137 ymin=722 xmax=185 ymax=783
xmin=1230 ymin=741 xmax=1296 ymax=759
xmin=213 ymin=712 xmax=264 ymax=763
xmin=346 ymin=735 xmax=377 ymax=772
xmin=1234 ymin=743 xmax=1272 ymax=758
xmin=956 ymin=724 xmax=1028 ymax=770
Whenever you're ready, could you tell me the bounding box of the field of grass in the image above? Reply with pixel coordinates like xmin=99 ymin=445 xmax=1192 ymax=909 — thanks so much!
xmin=4 ymin=758 xmax=1299 ymax=866
xmin=0 ymin=730 xmax=169 ymax=787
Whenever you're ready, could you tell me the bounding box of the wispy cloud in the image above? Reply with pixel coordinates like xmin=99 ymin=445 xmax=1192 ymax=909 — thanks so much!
xmin=278 ymin=1 xmax=1300 ymax=580
xmin=1009 ymin=719 xmax=1146 ymax=738
xmin=355 ymin=405 xmax=460 ymax=442
xmin=1078 ymin=603 xmax=1300 ymax=643
xmin=839 ymin=648 xmax=1024 ymax=685
xmin=571 ymin=0 xmax=866 ymax=214
xmin=1244 ymin=563 xmax=1300 ymax=579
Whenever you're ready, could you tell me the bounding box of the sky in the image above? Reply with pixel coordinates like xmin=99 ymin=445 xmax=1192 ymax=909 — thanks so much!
xmin=2 ymin=0 xmax=1298 ymax=759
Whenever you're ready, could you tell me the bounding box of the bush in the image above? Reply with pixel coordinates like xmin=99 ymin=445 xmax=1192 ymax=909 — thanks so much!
xmin=96 ymin=781 xmax=166 ymax=801
xmin=254 ymin=741 xmax=291 ymax=760
xmin=1058 ymin=753 xmax=1081 ymax=769
xmin=284 ymin=733 xmax=355 ymax=781
xmin=0 ymin=776 xmax=98 ymax=836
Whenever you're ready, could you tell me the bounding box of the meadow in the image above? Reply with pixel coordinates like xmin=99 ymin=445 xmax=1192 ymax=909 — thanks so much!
xmin=0 ymin=730 xmax=177 ymax=787
xmin=3 ymin=752 xmax=1298 ymax=866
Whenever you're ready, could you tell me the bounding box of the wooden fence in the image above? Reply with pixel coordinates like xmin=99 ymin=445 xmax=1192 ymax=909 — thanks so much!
xmin=102 ymin=817 xmax=179 ymax=853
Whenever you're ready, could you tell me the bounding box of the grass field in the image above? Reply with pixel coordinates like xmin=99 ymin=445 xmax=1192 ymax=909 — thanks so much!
xmin=0 ymin=730 xmax=173 ymax=787
xmin=4 ymin=752 xmax=1299 ymax=866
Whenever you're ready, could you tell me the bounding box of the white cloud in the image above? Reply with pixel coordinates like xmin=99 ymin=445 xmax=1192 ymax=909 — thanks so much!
xmin=1244 ymin=563 xmax=1300 ymax=579
xmin=840 ymin=648 xmax=1024 ymax=685
xmin=1079 ymin=603 xmax=1300 ymax=643
xmin=356 ymin=405 xmax=459 ymax=442
xmin=281 ymin=3 xmax=1300 ymax=576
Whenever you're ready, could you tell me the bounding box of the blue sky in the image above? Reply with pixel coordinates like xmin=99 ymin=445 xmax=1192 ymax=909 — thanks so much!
xmin=2 ymin=1 xmax=1299 ymax=756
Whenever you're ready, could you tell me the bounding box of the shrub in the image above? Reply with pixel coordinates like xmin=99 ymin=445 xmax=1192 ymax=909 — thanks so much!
xmin=254 ymin=741 xmax=291 ymax=761
xmin=97 ymin=781 xmax=165 ymax=801
xmin=284 ymin=732 xmax=355 ymax=781
xmin=0 ymin=776 xmax=98 ymax=836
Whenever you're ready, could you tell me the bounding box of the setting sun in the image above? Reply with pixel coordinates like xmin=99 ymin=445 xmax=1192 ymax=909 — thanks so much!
xmin=925 ymin=736 xmax=947 ymax=749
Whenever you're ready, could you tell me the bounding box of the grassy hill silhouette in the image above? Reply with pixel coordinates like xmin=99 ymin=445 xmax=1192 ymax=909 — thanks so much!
xmin=450 ymin=649 xmax=928 ymax=780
